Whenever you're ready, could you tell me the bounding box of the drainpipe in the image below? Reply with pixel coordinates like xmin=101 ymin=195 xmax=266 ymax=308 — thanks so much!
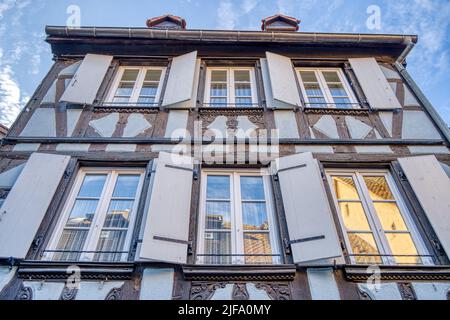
xmin=394 ymin=37 xmax=450 ymax=145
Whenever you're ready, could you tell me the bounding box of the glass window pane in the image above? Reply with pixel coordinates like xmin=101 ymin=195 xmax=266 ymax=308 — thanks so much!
xmin=206 ymin=176 xmax=230 ymax=199
xmin=210 ymin=98 xmax=227 ymax=106
xmin=363 ymin=176 xmax=394 ymax=200
xmin=333 ymin=97 xmax=352 ymax=108
xmin=244 ymin=233 xmax=272 ymax=264
xmin=78 ymin=174 xmax=107 ymax=198
xmin=308 ymin=97 xmax=327 ymax=107
xmin=373 ymin=202 xmax=408 ymax=231
xmin=305 ymin=84 xmax=324 ymax=97
xmin=348 ymin=233 xmax=382 ymax=264
xmin=121 ymin=70 xmax=139 ymax=82
xmin=144 ymin=69 xmax=162 ymax=82
xmin=204 ymin=232 xmax=231 ymax=264
xmin=137 ymin=97 xmax=156 ymax=105
xmin=235 ymin=98 xmax=252 ymax=106
xmin=94 ymin=230 xmax=127 ymax=262
xmin=333 ymin=176 xmax=359 ymax=200
xmin=242 ymin=202 xmax=269 ymax=230
xmin=322 ymin=71 xmax=341 ymax=83
xmin=300 ymin=71 xmax=318 ymax=82
xmin=54 ymin=229 xmax=88 ymax=261
xmin=211 ymin=83 xmax=227 ymax=97
xmin=112 ymin=97 xmax=131 ymax=104
xmin=211 ymin=70 xmax=227 ymax=82
xmin=103 ymin=199 xmax=134 ymax=228
xmin=139 ymin=83 xmax=158 ymax=97
xmin=339 ymin=202 xmax=371 ymax=231
xmin=66 ymin=199 xmax=98 ymax=227
xmin=234 ymin=70 xmax=250 ymax=82
xmin=235 ymin=83 xmax=251 ymax=97
xmin=206 ymin=201 xmax=231 ymax=230
xmin=328 ymin=84 xmax=347 ymax=96
xmin=386 ymin=233 xmax=421 ymax=265
xmin=112 ymin=175 xmax=140 ymax=198
xmin=240 ymin=176 xmax=265 ymax=200
xmin=115 ymin=83 xmax=134 ymax=96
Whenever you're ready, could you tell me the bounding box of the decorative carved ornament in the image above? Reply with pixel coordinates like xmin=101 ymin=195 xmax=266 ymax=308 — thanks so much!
xmin=60 ymin=286 xmax=78 ymax=300
xmin=105 ymin=287 xmax=123 ymax=300
xmin=199 ymin=109 xmax=265 ymax=133
xmin=190 ymin=282 xmax=228 ymax=300
xmin=304 ymin=108 xmax=370 ymax=116
xmin=397 ymin=283 xmax=416 ymax=300
xmin=190 ymin=282 xmax=291 ymax=300
xmin=93 ymin=106 xmax=159 ymax=114
xmin=16 ymin=284 xmax=33 ymax=300
xmin=254 ymin=283 xmax=291 ymax=300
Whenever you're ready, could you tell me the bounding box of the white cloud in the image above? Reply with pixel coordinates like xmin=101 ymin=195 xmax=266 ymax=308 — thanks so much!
xmin=217 ymin=0 xmax=238 ymax=30
xmin=0 ymin=65 xmax=22 ymax=127
xmin=242 ymin=0 xmax=258 ymax=14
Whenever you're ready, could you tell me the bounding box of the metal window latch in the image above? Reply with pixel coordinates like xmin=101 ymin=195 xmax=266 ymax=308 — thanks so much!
xmin=283 ymin=238 xmax=291 ymax=255
xmin=32 ymin=236 xmax=43 ymax=251
xmin=193 ymin=169 xmax=199 ymax=181
xmin=273 ymin=173 xmax=279 ymax=182
xmin=187 ymin=242 xmax=194 ymax=256
xmin=397 ymin=169 xmax=407 ymax=182
xmin=7 ymin=257 xmax=15 ymax=270
xmin=432 ymin=239 xmax=446 ymax=256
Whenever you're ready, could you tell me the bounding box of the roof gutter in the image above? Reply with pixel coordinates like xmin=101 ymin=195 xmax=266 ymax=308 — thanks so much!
xmin=45 ymin=26 xmax=418 ymax=46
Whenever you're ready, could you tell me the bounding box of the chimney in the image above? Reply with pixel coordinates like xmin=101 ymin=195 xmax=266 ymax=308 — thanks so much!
xmin=261 ymin=14 xmax=300 ymax=32
xmin=146 ymin=14 xmax=187 ymax=30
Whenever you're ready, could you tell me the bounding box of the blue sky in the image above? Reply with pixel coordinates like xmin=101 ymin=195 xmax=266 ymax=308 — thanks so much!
xmin=0 ymin=0 xmax=449 ymax=127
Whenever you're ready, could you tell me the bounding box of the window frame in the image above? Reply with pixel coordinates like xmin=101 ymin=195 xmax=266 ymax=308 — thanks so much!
xmin=106 ymin=66 xmax=166 ymax=106
xmin=204 ymin=67 xmax=258 ymax=107
xmin=196 ymin=168 xmax=281 ymax=265
xmin=296 ymin=67 xmax=358 ymax=109
xmin=326 ymin=168 xmax=432 ymax=266
xmin=45 ymin=167 xmax=145 ymax=262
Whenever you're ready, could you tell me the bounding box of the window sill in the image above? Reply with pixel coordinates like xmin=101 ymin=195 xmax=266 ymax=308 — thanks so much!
xmin=344 ymin=265 xmax=450 ymax=282
xmin=182 ymin=264 xmax=296 ymax=281
xmin=17 ymin=260 xmax=134 ymax=281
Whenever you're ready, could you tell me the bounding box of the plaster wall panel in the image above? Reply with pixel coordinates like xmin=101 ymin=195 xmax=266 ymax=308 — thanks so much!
xmin=274 ymin=111 xmax=299 ymax=139
xmin=139 ymin=268 xmax=174 ymax=300
xmin=20 ymin=109 xmax=56 ymax=137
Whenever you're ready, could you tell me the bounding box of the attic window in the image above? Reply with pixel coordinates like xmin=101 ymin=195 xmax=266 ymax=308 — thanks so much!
xmin=146 ymin=14 xmax=186 ymax=30
xmin=261 ymin=14 xmax=300 ymax=32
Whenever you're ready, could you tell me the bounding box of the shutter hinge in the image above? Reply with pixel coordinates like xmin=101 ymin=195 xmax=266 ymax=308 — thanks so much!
xmin=193 ymin=169 xmax=199 ymax=181
xmin=187 ymin=242 xmax=193 ymax=256
xmin=32 ymin=236 xmax=43 ymax=252
xmin=283 ymin=238 xmax=291 ymax=255
xmin=273 ymin=173 xmax=279 ymax=182
xmin=397 ymin=169 xmax=407 ymax=182
xmin=133 ymin=239 xmax=143 ymax=250
xmin=432 ymin=239 xmax=446 ymax=256
xmin=340 ymin=239 xmax=347 ymax=255
xmin=7 ymin=257 xmax=15 ymax=270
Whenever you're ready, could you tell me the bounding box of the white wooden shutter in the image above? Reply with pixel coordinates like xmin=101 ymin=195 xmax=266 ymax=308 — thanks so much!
xmin=60 ymin=54 xmax=113 ymax=104
xmin=398 ymin=155 xmax=450 ymax=258
xmin=349 ymin=58 xmax=402 ymax=109
xmin=263 ymin=52 xmax=302 ymax=109
xmin=0 ymin=153 xmax=71 ymax=259
xmin=162 ymin=51 xmax=199 ymax=108
xmin=139 ymin=152 xmax=194 ymax=263
xmin=273 ymin=152 xmax=343 ymax=263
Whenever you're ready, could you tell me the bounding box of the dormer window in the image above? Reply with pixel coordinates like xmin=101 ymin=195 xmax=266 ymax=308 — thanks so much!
xmin=146 ymin=14 xmax=186 ymax=30
xmin=261 ymin=14 xmax=300 ymax=32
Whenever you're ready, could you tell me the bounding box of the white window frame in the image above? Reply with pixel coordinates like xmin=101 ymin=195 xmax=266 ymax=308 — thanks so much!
xmin=197 ymin=168 xmax=280 ymax=265
xmin=204 ymin=67 xmax=258 ymax=107
xmin=296 ymin=67 xmax=358 ymax=108
xmin=326 ymin=169 xmax=432 ymax=265
xmin=106 ymin=66 xmax=166 ymax=106
xmin=45 ymin=168 xmax=145 ymax=262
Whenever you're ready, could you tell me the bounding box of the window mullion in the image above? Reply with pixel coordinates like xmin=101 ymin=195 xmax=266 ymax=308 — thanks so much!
xmin=130 ymin=68 xmax=145 ymax=104
xmin=81 ymin=172 xmax=117 ymax=261
xmin=232 ymin=172 xmax=245 ymax=264
xmin=355 ymin=172 xmax=394 ymax=264
xmin=317 ymin=70 xmax=334 ymax=105
xmin=229 ymin=69 xmax=234 ymax=105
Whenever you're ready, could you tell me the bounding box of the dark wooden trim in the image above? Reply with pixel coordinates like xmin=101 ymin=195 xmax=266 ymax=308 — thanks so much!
xmin=17 ymin=261 xmax=134 ymax=280
xmin=182 ymin=264 xmax=296 ymax=281
xmin=188 ymin=164 xmax=201 ymax=265
xmin=344 ymin=265 xmax=450 ymax=281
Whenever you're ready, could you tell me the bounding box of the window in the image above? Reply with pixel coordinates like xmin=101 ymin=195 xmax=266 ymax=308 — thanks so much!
xmin=327 ymin=169 xmax=431 ymax=265
xmin=197 ymin=169 xmax=280 ymax=265
xmin=45 ymin=168 xmax=145 ymax=262
xmin=204 ymin=68 xmax=257 ymax=107
xmin=296 ymin=68 xmax=357 ymax=108
xmin=107 ymin=67 xmax=166 ymax=106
